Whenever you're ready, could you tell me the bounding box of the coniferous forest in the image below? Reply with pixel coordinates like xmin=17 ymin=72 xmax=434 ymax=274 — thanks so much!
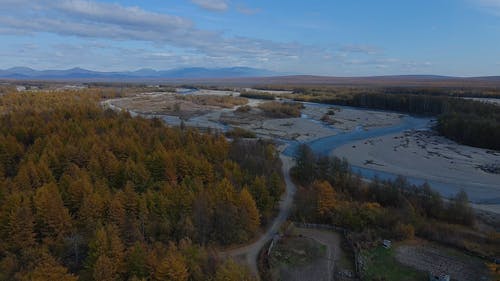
xmin=291 ymin=144 xmax=499 ymax=258
xmin=0 ymin=90 xmax=284 ymax=280
xmin=287 ymin=89 xmax=500 ymax=150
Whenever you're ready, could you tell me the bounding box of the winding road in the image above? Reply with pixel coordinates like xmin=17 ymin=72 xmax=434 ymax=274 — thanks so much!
xmin=221 ymin=154 xmax=297 ymax=277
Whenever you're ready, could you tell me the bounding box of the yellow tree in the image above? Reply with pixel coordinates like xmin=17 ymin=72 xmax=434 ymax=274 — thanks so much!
xmin=86 ymin=226 xmax=125 ymax=279
xmin=239 ymin=188 xmax=260 ymax=238
xmin=93 ymin=254 xmax=118 ymax=281
xmin=23 ymin=253 xmax=77 ymax=281
xmin=33 ymin=183 xmax=73 ymax=243
xmin=154 ymin=252 xmax=189 ymax=281
xmin=214 ymin=260 xmax=255 ymax=281
xmin=4 ymin=195 xmax=36 ymax=253
xmin=313 ymin=181 xmax=336 ymax=218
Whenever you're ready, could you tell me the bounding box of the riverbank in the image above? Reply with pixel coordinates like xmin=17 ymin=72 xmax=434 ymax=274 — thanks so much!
xmin=333 ymin=129 xmax=500 ymax=208
xmin=103 ymin=89 xmax=500 ymax=213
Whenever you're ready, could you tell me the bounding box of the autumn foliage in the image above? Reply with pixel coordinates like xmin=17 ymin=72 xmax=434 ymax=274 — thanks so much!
xmin=0 ymin=91 xmax=274 ymax=280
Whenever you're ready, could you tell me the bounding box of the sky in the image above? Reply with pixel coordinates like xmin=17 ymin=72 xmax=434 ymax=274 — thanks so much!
xmin=0 ymin=0 xmax=499 ymax=76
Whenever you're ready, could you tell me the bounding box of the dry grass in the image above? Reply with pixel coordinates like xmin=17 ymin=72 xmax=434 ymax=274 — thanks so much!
xmin=394 ymin=240 xmax=490 ymax=281
xmin=258 ymin=101 xmax=303 ymax=118
xmin=177 ymin=94 xmax=248 ymax=108
xmin=269 ymin=236 xmax=329 ymax=281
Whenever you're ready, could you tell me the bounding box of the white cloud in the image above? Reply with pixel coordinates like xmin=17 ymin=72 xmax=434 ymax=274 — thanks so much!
xmin=476 ymin=0 xmax=500 ymax=7
xmin=472 ymin=0 xmax=500 ymax=15
xmin=0 ymin=0 xmax=288 ymax=59
xmin=190 ymin=0 xmax=229 ymax=12
xmin=236 ymin=4 xmax=261 ymax=15
xmin=0 ymin=0 xmax=340 ymax=71
xmin=339 ymin=45 xmax=381 ymax=55
xmin=0 ymin=0 xmax=428 ymax=75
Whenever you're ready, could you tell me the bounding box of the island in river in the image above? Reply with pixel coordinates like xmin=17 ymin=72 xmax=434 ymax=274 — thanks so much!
xmin=103 ymin=88 xmax=500 ymax=214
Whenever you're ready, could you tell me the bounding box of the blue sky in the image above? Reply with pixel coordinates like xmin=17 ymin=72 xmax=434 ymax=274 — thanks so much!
xmin=0 ymin=0 xmax=499 ymax=76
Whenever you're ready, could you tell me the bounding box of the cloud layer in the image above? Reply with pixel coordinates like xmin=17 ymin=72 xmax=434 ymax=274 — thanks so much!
xmin=190 ymin=0 xmax=229 ymax=11
xmin=0 ymin=0 xmax=431 ymax=75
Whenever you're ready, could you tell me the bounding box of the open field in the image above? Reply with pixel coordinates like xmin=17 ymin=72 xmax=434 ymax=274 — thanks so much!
xmin=360 ymin=239 xmax=491 ymax=281
xmin=293 ymin=227 xmax=356 ymax=281
xmin=107 ymin=91 xmax=246 ymax=118
xmin=361 ymin=245 xmax=427 ymax=281
xmin=269 ymin=236 xmax=329 ymax=281
xmin=394 ymin=240 xmax=491 ymax=281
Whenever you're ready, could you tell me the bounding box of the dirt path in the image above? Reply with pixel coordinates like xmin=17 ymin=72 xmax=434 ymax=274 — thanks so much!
xmin=221 ymin=154 xmax=297 ymax=278
xmin=295 ymin=228 xmax=344 ymax=281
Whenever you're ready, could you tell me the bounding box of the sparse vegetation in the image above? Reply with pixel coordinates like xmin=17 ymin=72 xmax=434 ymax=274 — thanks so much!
xmin=283 ymin=87 xmax=500 ymax=150
xmin=240 ymin=90 xmax=276 ymax=100
xmin=236 ymin=105 xmax=252 ymax=113
xmin=176 ymin=94 xmax=248 ymax=108
xmin=258 ymin=101 xmax=304 ymax=118
xmin=361 ymin=246 xmax=427 ymax=281
xmin=291 ymin=144 xmax=498 ymax=259
xmin=226 ymin=127 xmax=257 ymax=139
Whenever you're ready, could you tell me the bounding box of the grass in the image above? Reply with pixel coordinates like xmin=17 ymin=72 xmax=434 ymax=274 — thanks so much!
xmin=270 ymin=237 xmax=326 ymax=267
xmin=258 ymin=101 xmax=303 ymax=118
xmin=235 ymin=105 xmax=252 ymax=113
xmin=240 ymin=90 xmax=276 ymax=100
xmin=176 ymin=95 xmax=248 ymax=108
xmin=225 ymin=127 xmax=257 ymax=139
xmin=361 ymin=246 xmax=427 ymax=281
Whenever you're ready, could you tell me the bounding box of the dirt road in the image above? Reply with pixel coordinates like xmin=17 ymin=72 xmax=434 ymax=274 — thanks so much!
xmin=222 ymin=154 xmax=297 ymax=278
xmin=295 ymin=228 xmax=344 ymax=281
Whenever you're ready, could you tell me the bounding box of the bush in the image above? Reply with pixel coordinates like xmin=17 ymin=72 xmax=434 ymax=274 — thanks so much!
xmin=258 ymin=101 xmax=303 ymax=118
xmin=235 ymin=105 xmax=252 ymax=113
xmin=225 ymin=127 xmax=256 ymax=139
xmin=240 ymin=90 xmax=276 ymax=100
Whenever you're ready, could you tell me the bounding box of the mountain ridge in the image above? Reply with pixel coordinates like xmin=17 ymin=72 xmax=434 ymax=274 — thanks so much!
xmin=0 ymin=66 xmax=281 ymax=79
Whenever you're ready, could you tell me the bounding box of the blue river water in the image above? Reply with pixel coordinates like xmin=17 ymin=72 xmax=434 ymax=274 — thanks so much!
xmin=282 ymin=111 xmax=499 ymax=203
xmin=151 ymin=91 xmax=497 ymax=204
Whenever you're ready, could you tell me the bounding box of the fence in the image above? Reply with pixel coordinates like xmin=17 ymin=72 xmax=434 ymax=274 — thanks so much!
xmin=292 ymin=222 xmax=362 ymax=279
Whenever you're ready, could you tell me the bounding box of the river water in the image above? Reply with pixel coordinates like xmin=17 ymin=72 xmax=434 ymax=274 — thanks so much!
xmin=105 ymin=92 xmax=498 ymax=203
xmin=283 ymin=103 xmax=497 ymax=203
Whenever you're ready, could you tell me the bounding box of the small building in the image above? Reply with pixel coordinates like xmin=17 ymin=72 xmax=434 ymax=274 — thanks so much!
xmin=382 ymin=240 xmax=392 ymax=249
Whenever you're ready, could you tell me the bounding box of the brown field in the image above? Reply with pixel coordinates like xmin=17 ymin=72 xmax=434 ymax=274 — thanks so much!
xmin=394 ymin=240 xmax=491 ymax=281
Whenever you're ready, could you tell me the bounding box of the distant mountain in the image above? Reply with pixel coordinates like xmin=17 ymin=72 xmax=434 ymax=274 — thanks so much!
xmin=0 ymin=66 xmax=280 ymax=79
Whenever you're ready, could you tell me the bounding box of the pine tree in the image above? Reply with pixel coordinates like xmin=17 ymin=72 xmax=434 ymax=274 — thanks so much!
xmin=23 ymin=253 xmax=77 ymax=281
xmin=239 ymin=188 xmax=260 ymax=238
xmin=214 ymin=260 xmax=255 ymax=281
xmin=154 ymin=251 xmax=189 ymax=281
xmin=93 ymin=254 xmax=118 ymax=281
xmin=4 ymin=196 xmax=36 ymax=253
xmin=33 ymin=183 xmax=73 ymax=242
xmin=314 ymin=181 xmax=336 ymax=218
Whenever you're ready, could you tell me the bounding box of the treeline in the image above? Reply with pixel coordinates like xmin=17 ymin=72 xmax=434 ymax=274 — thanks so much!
xmin=291 ymin=92 xmax=449 ymax=115
xmin=266 ymin=85 xmax=500 ymax=99
xmin=239 ymin=90 xmax=275 ymax=100
xmin=289 ymin=90 xmax=500 ymax=150
xmin=0 ymin=91 xmax=284 ymax=280
xmin=291 ymin=145 xmax=499 ymax=257
xmin=437 ymin=100 xmax=500 ymax=150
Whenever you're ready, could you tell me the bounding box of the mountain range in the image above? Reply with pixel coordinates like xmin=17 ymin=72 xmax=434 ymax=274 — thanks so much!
xmin=0 ymin=67 xmax=281 ymax=79
xmin=1 ymin=67 xmax=500 ymax=87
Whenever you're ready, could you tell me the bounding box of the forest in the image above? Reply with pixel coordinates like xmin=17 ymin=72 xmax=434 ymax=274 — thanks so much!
xmin=0 ymin=90 xmax=285 ymax=280
xmin=287 ymin=89 xmax=500 ymax=150
xmin=291 ymin=144 xmax=499 ymax=259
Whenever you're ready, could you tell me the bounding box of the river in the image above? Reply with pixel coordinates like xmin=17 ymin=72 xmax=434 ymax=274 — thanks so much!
xmin=104 ymin=91 xmax=499 ymax=204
